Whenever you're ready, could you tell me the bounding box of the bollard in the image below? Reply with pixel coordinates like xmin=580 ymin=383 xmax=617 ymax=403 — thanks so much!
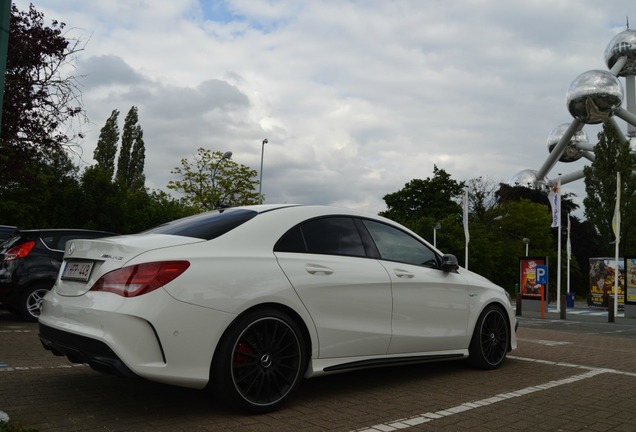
xmin=560 ymin=295 xmax=566 ymax=320
xmin=516 ymin=293 xmax=522 ymax=316
xmin=608 ymin=297 xmax=615 ymax=323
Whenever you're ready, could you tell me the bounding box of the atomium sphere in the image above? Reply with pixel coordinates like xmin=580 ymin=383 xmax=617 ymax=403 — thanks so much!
xmin=630 ymin=135 xmax=636 ymax=158
xmin=546 ymin=123 xmax=588 ymax=162
xmin=604 ymin=29 xmax=636 ymax=76
xmin=566 ymin=70 xmax=623 ymax=124
xmin=507 ymin=169 xmax=549 ymax=192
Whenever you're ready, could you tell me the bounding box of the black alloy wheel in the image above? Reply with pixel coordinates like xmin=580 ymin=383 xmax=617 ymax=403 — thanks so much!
xmin=213 ymin=309 xmax=306 ymax=413
xmin=469 ymin=305 xmax=509 ymax=369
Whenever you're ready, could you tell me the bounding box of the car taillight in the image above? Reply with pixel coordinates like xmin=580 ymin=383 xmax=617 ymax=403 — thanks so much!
xmin=90 ymin=261 xmax=190 ymax=297
xmin=4 ymin=240 xmax=35 ymax=261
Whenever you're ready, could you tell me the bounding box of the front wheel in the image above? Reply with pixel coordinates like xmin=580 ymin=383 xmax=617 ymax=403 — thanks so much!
xmin=468 ymin=305 xmax=509 ymax=369
xmin=212 ymin=309 xmax=306 ymax=413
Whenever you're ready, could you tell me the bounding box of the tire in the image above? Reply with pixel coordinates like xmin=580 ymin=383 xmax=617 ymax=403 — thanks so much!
xmin=468 ymin=304 xmax=509 ymax=370
xmin=19 ymin=284 xmax=51 ymax=322
xmin=212 ymin=309 xmax=306 ymax=413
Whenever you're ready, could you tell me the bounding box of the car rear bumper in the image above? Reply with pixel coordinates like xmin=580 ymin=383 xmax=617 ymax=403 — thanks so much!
xmin=38 ymin=288 xmax=236 ymax=389
xmin=39 ymin=323 xmax=137 ymax=377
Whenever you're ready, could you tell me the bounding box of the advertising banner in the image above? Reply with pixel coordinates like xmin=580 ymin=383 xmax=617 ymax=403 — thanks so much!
xmin=519 ymin=257 xmax=547 ymax=300
xmin=625 ymin=258 xmax=636 ymax=305
xmin=589 ymin=257 xmax=624 ymax=307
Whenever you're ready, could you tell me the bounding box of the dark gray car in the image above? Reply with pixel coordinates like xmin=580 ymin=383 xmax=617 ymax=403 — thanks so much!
xmin=0 ymin=229 xmax=115 ymax=321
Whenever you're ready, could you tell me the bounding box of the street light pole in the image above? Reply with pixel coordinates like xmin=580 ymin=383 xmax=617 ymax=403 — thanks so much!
xmin=211 ymin=151 xmax=232 ymax=209
xmin=432 ymin=222 xmax=441 ymax=248
xmin=259 ymin=139 xmax=267 ymax=204
xmin=522 ymin=237 xmax=530 ymax=256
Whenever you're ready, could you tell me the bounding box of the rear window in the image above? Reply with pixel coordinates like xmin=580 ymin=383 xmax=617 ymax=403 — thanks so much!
xmin=144 ymin=209 xmax=258 ymax=240
xmin=0 ymin=234 xmax=25 ymax=252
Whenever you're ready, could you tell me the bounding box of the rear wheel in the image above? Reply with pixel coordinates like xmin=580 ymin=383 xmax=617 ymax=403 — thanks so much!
xmin=468 ymin=305 xmax=509 ymax=369
xmin=19 ymin=284 xmax=50 ymax=322
xmin=212 ymin=309 xmax=306 ymax=413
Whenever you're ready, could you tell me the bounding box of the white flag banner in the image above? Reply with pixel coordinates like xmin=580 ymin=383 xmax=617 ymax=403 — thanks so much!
xmin=463 ymin=190 xmax=469 ymax=245
xmin=548 ymin=178 xmax=561 ymax=228
xmin=612 ymin=172 xmax=621 ymax=243
xmin=566 ymin=213 xmax=571 ymax=260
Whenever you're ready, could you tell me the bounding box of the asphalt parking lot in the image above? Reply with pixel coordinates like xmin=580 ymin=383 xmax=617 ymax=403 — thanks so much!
xmin=1 ymin=305 xmax=636 ymax=432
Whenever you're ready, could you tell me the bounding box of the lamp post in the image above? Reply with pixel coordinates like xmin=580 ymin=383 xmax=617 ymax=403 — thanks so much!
xmin=432 ymin=222 xmax=441 ymax=248
xmin=258 ymin=138 xmax=267 ymax=204
xmin=211 ymin=151 xmax=232 ymax=209
xmin=522 ymin=237 xmax=530 ymax=256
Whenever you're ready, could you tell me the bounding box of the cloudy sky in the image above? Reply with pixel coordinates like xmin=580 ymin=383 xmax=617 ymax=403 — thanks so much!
xmin=14 ymin=0 xmax=636 ymax=216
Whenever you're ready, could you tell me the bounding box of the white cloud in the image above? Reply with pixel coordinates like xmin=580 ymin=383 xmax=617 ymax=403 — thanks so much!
xmin=15 ymin=0 xmax=636 ymax=217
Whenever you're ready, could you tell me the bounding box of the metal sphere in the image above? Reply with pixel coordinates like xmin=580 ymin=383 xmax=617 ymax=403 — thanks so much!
xmin=604 ymin=29 xmax=636 ymax=76
xmin=630 ymin=135 xmax=636 ymax=153
xmin=507 ymin=169 xmax=549 ymax=192
xmin=566 ymin=70 xmax=623 ymax=124
xmin=546 ymin=123 xmax=588 ymax=162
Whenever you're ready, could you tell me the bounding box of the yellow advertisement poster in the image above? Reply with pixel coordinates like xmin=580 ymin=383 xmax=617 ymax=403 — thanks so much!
xmin=625 ymin=258 xmax=636 ymax=305
xmin=589 ymin=258 xmax=624 ymax=307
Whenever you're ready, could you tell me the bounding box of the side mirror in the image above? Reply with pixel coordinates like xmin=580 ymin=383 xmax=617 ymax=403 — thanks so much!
xmin=441 ymin=254 xmax=459 ymax=273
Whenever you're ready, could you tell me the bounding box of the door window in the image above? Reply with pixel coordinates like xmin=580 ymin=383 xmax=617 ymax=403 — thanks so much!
xmin=275 ymin=217 xmax=366 ymax=257
xmin=362 ymin=219 xmax=438 ymax=268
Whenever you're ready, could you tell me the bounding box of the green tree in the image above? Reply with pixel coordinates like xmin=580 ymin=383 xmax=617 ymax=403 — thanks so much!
xmin=79 ymin=165 xmax=124 ymax=231
xmin=1 ymin=4 xmax=84 ymax=184
xmin=168 ymin=148 xmax=260 ymax=212
xmin=116 ymin=106 xmax=145 ymax=191
xmin=93 ymin=109 xmax=120 ymax=178
xmin=466 ymin=176 xmax=498 ymax=222
xmin=0 ymin=3 xmax=85 ymax=226
xmin=583 ymin=121 xmax=636 ymax=256
xmin=483 ymin=199 xmax=554 ymax=291
xmin=380 ymin=165 xmax=465 ymax=225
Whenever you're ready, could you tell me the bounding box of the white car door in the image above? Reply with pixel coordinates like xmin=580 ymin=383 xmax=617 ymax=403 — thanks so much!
xmin=274 ymin=217 xmax=393 ymax=359
xmin=361 ymin=219 xmax=471 ymax=354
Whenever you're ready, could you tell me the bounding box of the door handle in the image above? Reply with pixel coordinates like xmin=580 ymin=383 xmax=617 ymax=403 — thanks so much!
xmin=305 ymin=264 xmax=334 ymax=275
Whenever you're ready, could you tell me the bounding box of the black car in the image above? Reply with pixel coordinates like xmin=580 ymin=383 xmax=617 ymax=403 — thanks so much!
xmin=0 ymin=229 xmax=116 ymax=321
xmin=0 ymin=225 xmax=17 ymax=243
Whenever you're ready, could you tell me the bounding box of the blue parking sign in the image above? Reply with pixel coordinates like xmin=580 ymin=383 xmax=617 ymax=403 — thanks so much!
xmin=536 ymin=265 xmax=548 ymax=285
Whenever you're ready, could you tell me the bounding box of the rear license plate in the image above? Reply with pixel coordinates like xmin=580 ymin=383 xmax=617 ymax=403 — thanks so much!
xmin=62 ymin=261 xmax=94 ymax=281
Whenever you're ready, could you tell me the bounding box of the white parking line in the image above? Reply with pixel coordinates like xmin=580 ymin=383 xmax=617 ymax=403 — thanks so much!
xmin=0 ymin=364 xmax=86 ymax=372
xmin=351 ymin=356 xmax=634 ymax=432
xmin=516 ymin=338 xmax=572 ymax=346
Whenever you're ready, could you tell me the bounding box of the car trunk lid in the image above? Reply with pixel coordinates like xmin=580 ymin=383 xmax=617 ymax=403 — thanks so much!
xmin=55 ymin=234 xmax=204 ymax=297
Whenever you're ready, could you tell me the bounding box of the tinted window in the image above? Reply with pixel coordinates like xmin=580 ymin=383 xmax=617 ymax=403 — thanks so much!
xmin=362 ymin=219 xmax=438 ymax=267
xmin=275 ymin=217 xmax=366 ymax=257
xmin=144 ymin=208 xmax=257 ymax=240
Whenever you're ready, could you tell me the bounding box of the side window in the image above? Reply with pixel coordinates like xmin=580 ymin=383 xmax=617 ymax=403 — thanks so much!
xmin=362 ymin=219 xmax=438 ymax=268
xmin=274 ymin=226 xmax=306 ymax=253
xmin=275 ymin=217 xmax=366 ymax=257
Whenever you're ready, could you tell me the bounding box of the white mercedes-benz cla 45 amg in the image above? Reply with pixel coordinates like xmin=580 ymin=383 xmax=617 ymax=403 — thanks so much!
xmin=39 ymin=204 xmax=517 ymax=413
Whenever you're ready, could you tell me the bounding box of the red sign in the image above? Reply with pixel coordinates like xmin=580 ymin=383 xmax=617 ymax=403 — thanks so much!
xmin=519 ymin=257 xmax=547 ymax=300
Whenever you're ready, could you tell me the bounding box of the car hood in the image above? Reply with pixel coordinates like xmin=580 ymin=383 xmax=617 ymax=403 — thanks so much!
xmin=56 ymin=234 xmax=204 ymax=296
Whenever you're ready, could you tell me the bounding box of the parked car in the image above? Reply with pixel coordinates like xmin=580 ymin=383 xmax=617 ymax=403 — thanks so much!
xmin=0 ymin=225 xmax=17 ymax=243
xmin=39 ymin=205 xmax=517 ymax=413
xmin=0 ymin=229 xmax=116 ymax=321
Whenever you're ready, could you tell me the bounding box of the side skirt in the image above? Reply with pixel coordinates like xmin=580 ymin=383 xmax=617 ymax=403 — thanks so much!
xmin=307 ymin=352 xmax=468 ymax=377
